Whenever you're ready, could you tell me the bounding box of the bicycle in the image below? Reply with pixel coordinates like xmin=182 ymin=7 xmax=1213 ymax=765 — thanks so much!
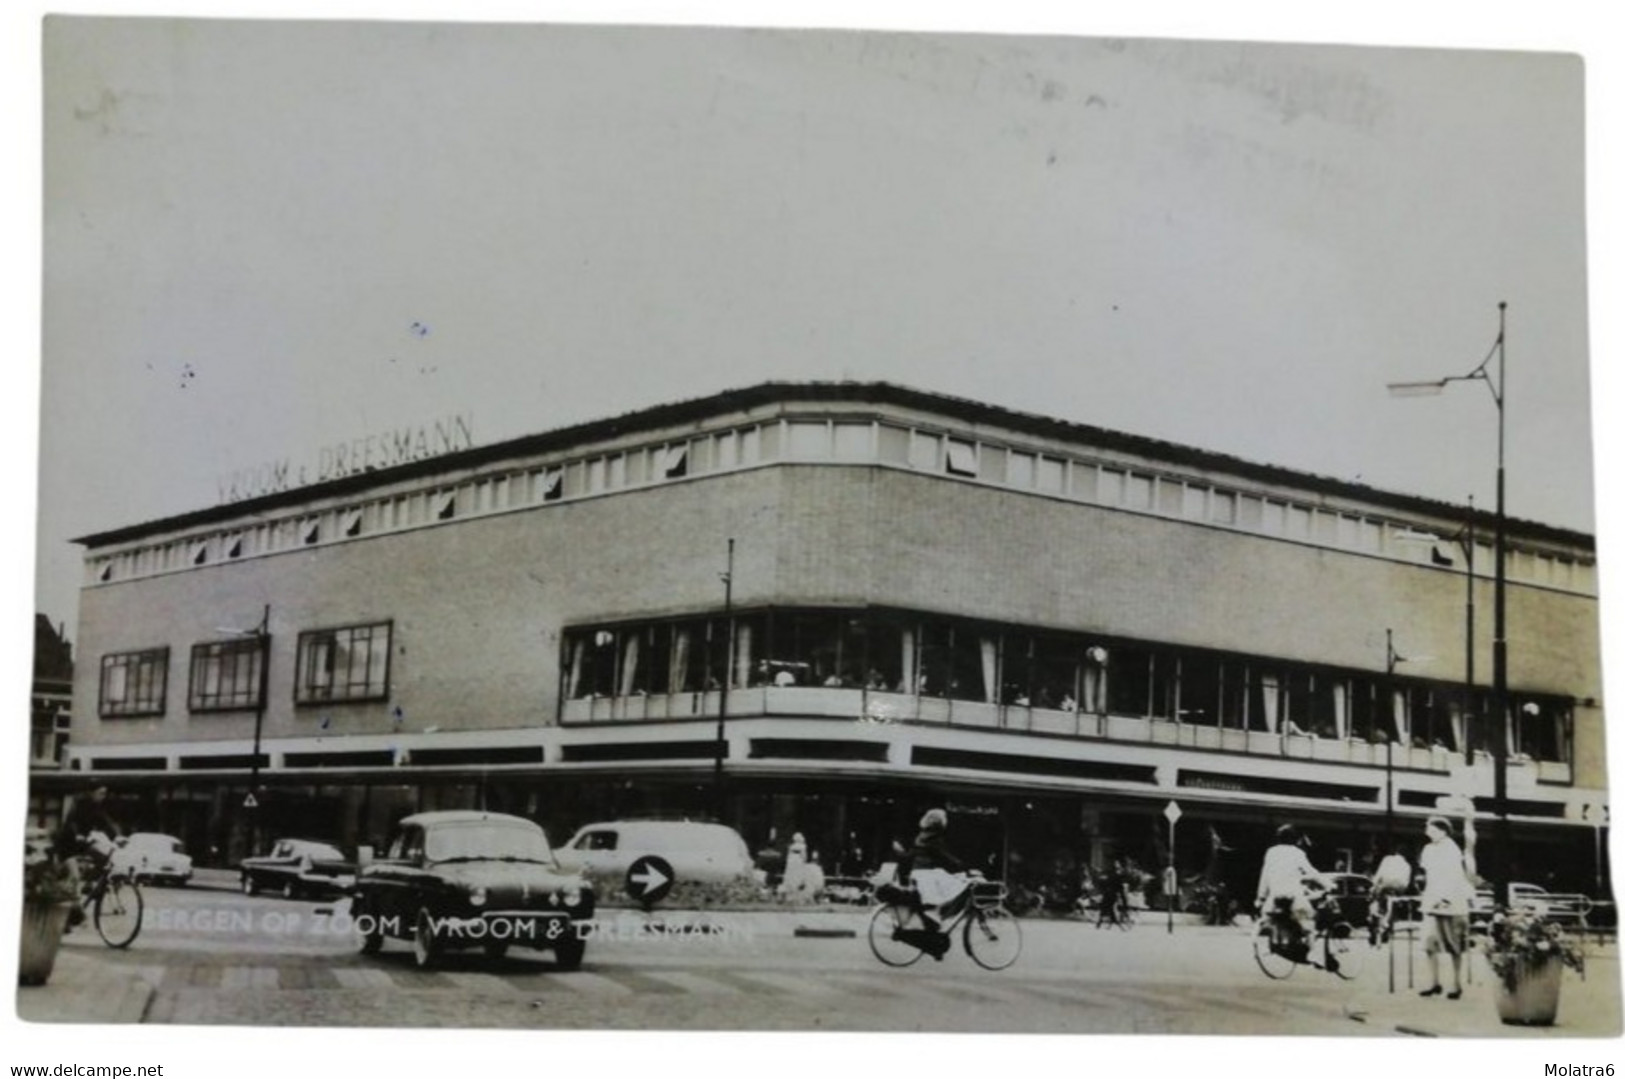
xmin=868 ymin=877 xmax=1023 ymax=970
xmin=1092 ymin=888 xmax=1134 ymax=930
xmin=1253 ymin=893 xmax=1363 ymax=981
xmin=71 ymin=836 xmax=145 ymax=949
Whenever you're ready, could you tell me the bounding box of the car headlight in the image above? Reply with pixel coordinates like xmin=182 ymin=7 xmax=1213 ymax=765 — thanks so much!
xmin=563 ymin=881 xmax=583 ymax=908
xmin=470 ymin=886 xmax=487 ymax=908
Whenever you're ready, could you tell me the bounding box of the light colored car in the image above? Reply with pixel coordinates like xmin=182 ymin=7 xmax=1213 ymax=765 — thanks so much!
xmin=555 ymin=820 xmax=755 ymax=887
xmin=112 ymin=832 xmax=193 ymax=886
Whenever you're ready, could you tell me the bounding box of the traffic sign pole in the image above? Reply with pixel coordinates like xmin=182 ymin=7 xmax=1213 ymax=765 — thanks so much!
xmin=1163 ymin=801 xmax=1182 ymax=935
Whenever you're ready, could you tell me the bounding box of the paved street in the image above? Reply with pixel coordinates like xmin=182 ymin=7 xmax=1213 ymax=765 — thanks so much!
xmin=15 ymin=882 xmax=1621 ymax=1035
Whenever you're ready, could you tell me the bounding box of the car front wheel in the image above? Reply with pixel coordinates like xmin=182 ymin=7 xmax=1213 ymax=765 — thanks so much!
xmin=553 ymin=930 xmax=586 ymax=971
xmin=241 ymin=873 xmax=258 ymax=897
xmin=412 ymin=908 xmax=443 ymax=969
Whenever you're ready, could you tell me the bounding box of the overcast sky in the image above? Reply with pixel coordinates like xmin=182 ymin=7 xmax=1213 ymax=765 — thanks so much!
xmin=32 ymin=19 xmax=1597 ymax=637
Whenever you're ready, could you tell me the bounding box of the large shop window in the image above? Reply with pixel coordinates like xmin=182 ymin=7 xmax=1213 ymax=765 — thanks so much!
xmin=555 ymin=608 xmax=1573 ymax=766
xmin=99 ymin=647 xmax=169 ymax=718
xmin=188 ymin=637 xmax=267 ymax=712
xmin=295 ymin=622 xmax=392 ymax=704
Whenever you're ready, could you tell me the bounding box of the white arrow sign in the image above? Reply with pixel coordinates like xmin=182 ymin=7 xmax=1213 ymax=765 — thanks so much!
xmin=629 ymin=863 xmax=670 ymax=894
xmin=1163 ymin=800 xmax=1181 ymax=825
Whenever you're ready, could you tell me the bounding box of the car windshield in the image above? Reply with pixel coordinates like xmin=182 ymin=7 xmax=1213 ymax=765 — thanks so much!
xmin=300 ymin=843 xmax=343 ymax=860
xmin=424 ymin=820 xmax=554 ymax=864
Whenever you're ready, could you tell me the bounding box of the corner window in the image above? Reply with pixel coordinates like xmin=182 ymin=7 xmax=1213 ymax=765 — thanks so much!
xmin=99 ymin=648 xmax=170 ymax=718
xmin=296 ymin=622 xmax=393 ymax=704
xmin=189 ymin=637 xmax=268 ymax=712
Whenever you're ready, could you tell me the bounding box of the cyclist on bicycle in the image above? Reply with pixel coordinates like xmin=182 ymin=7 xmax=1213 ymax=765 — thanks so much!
xmin=898 ymin=808 xmax=974 ymax=960
xmin=1254 ymin=824 xmax=1329 ymax=961
xmin=55 ymin=784 xmax=123 ymax=929
xmin=1369 ymin=842 xmax=1413 ymax=943
xmin=1097 ymin=857 xmax=1132 ymax=927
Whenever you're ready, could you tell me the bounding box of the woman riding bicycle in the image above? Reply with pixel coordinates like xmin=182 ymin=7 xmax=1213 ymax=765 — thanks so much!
xmin=1254 ymin=824 xmax=1329 ymax=960
xmin=898 ymin=808 xmax=976 ymax=959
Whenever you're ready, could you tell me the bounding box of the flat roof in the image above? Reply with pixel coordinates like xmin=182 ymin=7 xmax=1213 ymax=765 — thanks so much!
xmin=75 ymin=381 xmax=1593 ymax=550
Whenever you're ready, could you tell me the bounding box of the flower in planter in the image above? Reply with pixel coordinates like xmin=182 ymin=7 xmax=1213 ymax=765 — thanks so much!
xmin=1484 ymin=906 xmax=1585 ymax=991
xmin=23 ymin=828 xmax=80 ymax=906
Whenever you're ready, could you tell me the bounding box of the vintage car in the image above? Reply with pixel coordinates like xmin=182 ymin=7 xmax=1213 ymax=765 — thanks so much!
xmin=112 ymin=832 xmax=194 ymax=887
xmin=351 ymin=811 xmax=594 ymax=970
xmin=1319 ymin=872 xmax=1375 ymax=929
xmin=240 ymin=838 xmax=356 ymax=899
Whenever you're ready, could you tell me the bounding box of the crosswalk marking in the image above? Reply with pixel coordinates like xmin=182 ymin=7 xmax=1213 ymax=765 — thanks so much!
xmin=635 ymin=970 xmax=742 ymax=995
xmin=111 ymin=955 xmax=1352 ymax=1028
xmin=222 ymin=966 xmax=280 ymax=989
xmin=545 ymin=971 xmax=635 ymax=995
xmin=333 ymin=967 xmax=395 ymax=990
xmin=444 ymin=972 xmax=516 ymax=993
xmin=729 ymin=971 xmax=838 ymax=996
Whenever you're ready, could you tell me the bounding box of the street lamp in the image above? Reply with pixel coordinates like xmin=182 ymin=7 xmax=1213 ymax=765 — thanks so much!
xmin=712 ymin=539 xmax=734 ymax=823
xmin=1388 ymin=302 xmax=1511 ymax=907
xmin=219 ymin=604 xmax=271 ymax=855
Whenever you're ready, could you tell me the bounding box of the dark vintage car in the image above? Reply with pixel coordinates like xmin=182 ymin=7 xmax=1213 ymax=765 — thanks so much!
xmin=240 ymin=838 xmax=356 ymax=899
xmin=350 ymin=811 xmax=595 ymax=970
xmin=1319 ymin=872 xmax=1375 ymax=929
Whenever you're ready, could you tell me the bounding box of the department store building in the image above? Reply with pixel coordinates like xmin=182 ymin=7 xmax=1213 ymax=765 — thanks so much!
xmin=40 ymin=382 xmax=1609 ymax=897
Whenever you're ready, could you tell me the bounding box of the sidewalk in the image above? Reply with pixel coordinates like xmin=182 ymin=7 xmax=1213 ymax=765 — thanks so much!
xmin=14 ymin=948 xmax=155 ymax=1025
xmin=1340 ymin=940 xmax=1621 ymax=1038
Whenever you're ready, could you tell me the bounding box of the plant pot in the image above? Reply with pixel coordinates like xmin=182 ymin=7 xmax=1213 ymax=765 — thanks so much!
xmin=1495 ymin=956 xmax=1564 ymax=1026
xmin=18 ymin=900 xmax=74 ymax=986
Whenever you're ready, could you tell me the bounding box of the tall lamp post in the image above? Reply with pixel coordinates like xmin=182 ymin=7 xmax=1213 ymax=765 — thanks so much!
xmin=220 ymin=604 xmax=272 ymax=857
xmin=1387 ymin=302 xmax=1511 ymax=907
xmin=712 ymin=539 xmax=734 ymax=823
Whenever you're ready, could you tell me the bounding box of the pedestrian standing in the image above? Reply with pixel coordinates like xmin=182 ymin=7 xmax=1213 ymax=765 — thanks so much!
xmin=1418 ymin=816 xmax=1474 ymax=1000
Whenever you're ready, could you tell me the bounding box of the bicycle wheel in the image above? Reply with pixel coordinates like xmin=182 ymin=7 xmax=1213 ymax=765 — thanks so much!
xmin=94 ymin=876 xmax=144 ymax=949
xmin=1253 ymin=925 xmax=1296 ymax=980
xmin=963 ymin=905 xmax=1022 ymax=971
xmin=1325 ymin=922 xmax=1365 ymax=981
xmin=868 ymin=903 xmax=926 ymax=967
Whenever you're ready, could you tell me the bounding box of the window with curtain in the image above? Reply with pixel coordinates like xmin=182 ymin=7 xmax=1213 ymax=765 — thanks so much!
xmin=295 ymin=622 xmax=391 ymax=704
xmin=99 ymin=647 xmax=169 ymax=718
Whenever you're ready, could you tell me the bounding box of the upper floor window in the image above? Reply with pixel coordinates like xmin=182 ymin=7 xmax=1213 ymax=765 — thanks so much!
xmin=99 ymin=648 xmax=169 ymax=718
xmin=295 ymin=621 xmax=393 ymax=704
xmin=945 ymin=439 xmax=978 ymax=478
xmin=189 ymin=637 xmax=267 ymax=712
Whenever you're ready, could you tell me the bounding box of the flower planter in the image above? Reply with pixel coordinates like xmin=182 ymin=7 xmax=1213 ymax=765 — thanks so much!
xmin=1495 ymin=956 xmax=1565 ymax=1026
xmin=18 ymin=900 xmax=73 ymax=986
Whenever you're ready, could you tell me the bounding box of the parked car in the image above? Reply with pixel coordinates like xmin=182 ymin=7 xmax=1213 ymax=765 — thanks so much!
xmin=1472 ymin=881 xmax=1553 ymax=919
xmin=112 ymin=832 xmax=194 ymax=887
xmin=351 ymin=811 xmax=594 ymax=970
xmin=240 ymin=838 xmax=355 ymax=899
xmin=1319 ymin=872 xmax=1374 ymax=928
xmin=555 ymin=819 xmax=756 ymax=887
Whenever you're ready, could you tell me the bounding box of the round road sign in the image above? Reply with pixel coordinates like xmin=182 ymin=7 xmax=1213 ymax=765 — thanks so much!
xmin=625 ymin=854 xmax=676 ymax=908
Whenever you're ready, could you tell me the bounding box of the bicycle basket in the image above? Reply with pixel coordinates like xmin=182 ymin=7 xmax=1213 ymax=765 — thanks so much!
xmin=970 ymin=879 xmax=1007 ymax=910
